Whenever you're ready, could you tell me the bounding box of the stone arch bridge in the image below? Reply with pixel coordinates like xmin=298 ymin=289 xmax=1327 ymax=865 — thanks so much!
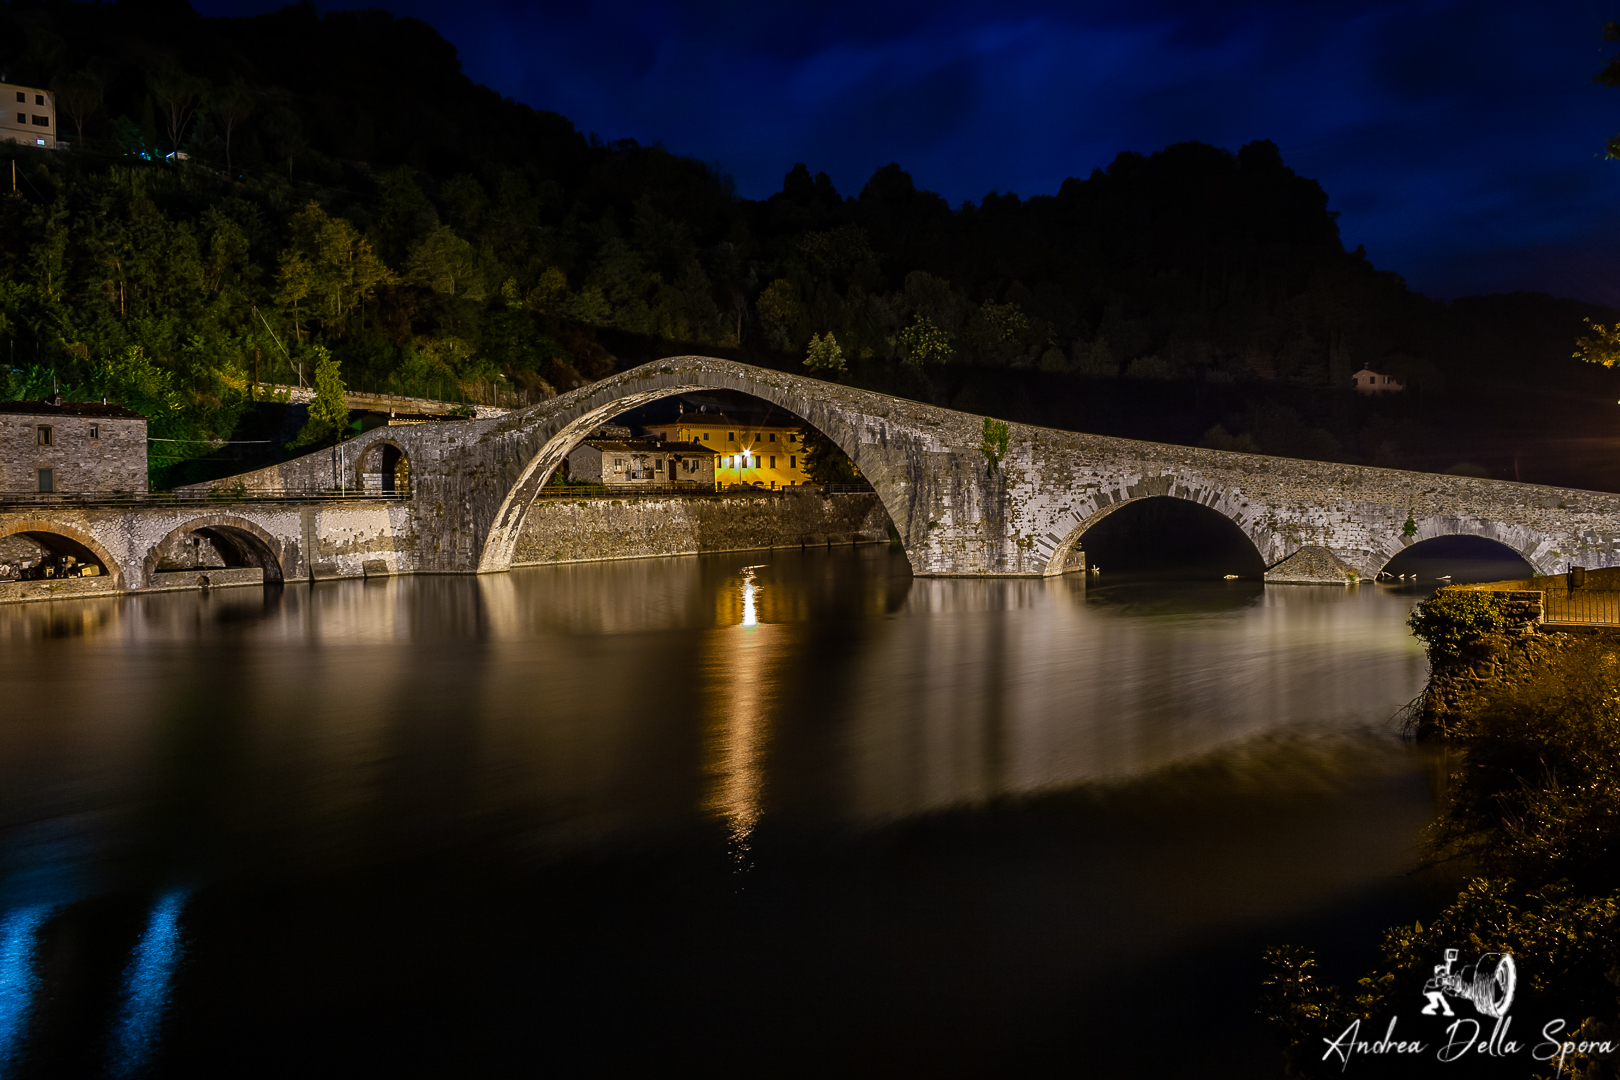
xmin=6 ymin=355 xmax=1620 ymax=594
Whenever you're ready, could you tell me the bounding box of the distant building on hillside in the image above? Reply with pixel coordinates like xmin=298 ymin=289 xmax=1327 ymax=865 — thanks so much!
xmin=564 ymin=438 xmax=716 ymax=489
xmin=0 ymin=396 xmax=148 ymax=493
xmin=1352 ymin=368 xmax=1405 ymax=395
xmin=641 ymin=412 xmax=813 ymax=489
xmin=0 ymin=83 xmax=57 ymax=149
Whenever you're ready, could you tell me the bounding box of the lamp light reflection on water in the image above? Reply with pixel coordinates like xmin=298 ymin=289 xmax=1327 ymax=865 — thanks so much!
xmin=740 ymin=565 xmax=761 ymax=627
xmin=108 ymin=889 xmax=189 ymax=1078
xmin=705 ymin=566 xmax=776 ymax=870
xmin=0 ymin=906 xmax=53 ymax=1078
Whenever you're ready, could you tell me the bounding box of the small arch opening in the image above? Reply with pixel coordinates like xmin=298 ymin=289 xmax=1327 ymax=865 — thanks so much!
xmin=1379 ymin=535 xmax=1534 ymax=586
xmin=357 ymin=440 xmax=410 ymax=495
xmin=151 ymin=522 xmax=285 ymax=584
xmin=1075 ymin=496 xmax=1266 ymax=579
xmin=0 ymin=530 xmax=111 ymax=582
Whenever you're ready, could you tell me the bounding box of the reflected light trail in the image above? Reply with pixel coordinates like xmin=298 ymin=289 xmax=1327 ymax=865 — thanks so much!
xmin=0 ymin=906 xmax=54 ymax=1079
xmin=705 ymin=566 xmax=777 ymax=869
xmin=108 ymin=889 xmax=189 ymax=1078
xmin=740 ymin=565 xmax=762 ymax=628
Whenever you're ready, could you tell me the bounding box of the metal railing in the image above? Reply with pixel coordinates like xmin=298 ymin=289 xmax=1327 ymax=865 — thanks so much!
xmin=0 ymin=490 xmax=410 ymax=509
xmin=1540 ymin=588 xmax=1620 ymax=626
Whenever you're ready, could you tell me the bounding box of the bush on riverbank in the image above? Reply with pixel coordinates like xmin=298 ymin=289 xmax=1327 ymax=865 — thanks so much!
xmin=1261 ymin=637 xmax=1620 ymax=1078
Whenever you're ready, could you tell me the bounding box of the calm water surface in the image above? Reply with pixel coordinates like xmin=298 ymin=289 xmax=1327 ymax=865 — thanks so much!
xmin=0 ymin=548 xmax=1445 ymax=1078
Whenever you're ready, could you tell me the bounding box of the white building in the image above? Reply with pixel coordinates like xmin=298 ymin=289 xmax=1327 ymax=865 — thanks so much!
xmin=564 ymin=439 xmax=716 ymax=488
xmin=0 ymin=83 xmax=57 ymax=149
xmin=1352 ymin=368 xmax=1404 ymax=395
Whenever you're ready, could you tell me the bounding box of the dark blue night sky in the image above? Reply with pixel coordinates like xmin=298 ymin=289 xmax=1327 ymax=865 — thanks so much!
xmin=197 ymin=0 xmax=1620 ymax=306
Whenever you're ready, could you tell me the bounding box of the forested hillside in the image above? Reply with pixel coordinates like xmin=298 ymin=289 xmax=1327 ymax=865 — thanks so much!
xmin=2 ymin=0 xmax=1618 ymax=489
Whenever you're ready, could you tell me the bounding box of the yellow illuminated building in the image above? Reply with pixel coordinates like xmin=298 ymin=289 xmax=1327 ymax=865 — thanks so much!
xmin=642 ymin=412 xmax=812 ymax=489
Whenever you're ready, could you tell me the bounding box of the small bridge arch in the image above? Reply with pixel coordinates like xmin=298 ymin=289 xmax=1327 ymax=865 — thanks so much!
xmin=143 ymin=514 xmax=290 ymax=586
xmin=1369 ymin=514 xmax=1557 ymax=577
xmin=1040 ymin=478 xmax=1288 ymax=577
xmin=0 ymin=519 xmax=126 ymax=587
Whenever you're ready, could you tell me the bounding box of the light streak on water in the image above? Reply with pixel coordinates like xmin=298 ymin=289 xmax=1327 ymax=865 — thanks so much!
xmin=0 ymin=906 xmax=54 ymax=1079
xmin=740 ymin=566 xmax=760 ymax=627
xmin=107 ymin=890 xmax=189 ymax=1079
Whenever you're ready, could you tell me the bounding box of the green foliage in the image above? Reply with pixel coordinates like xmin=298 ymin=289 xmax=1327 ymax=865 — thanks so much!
xmin=756 ymin=279 xmax=804 ymax=352
xmin=898 ymin=313 xmax=954 ymax=367
xmin=1402 ymin=512 xmax=1417 ymax=538
xmin=1406 ymin=589 xmax=1507 ymax=660
xmin=1262 ymin=640 xmax=1620 ymax=1078
xmin=1574 ymin=317 xmax=1620 ymax=368
xmin=803 ymin=331 xmax=845 ymax=375
xmin=796 ymin=422 xmax=859 ymax=484
xmin=981 ymin=416 xmax=1011 ymax=471
xmin=288 ymin=345 xmax=349 ymax=450
xmin=1430 ymin=638 xmax=1620 ymax=888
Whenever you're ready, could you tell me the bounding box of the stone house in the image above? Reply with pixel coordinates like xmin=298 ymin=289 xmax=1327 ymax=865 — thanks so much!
xmin=0 ymin=398 xmax=148 ymax=493
xmin=564 ymin=438 xmax=716 ymax=488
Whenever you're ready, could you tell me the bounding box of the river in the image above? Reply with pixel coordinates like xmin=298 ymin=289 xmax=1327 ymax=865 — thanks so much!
xmin=0 ymin=544 xmax=1476 ymax=1077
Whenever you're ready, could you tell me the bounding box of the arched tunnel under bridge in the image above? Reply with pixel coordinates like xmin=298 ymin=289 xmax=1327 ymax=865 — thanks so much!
xmin=1066 ymin=496 xmax=1268 ymax=579
xmin=0 ymin=524 xmax=117 ymax=584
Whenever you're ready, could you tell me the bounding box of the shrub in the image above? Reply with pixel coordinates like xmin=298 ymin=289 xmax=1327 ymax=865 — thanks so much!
xmin=1407 ymin=589 xmax=1507 ymax=661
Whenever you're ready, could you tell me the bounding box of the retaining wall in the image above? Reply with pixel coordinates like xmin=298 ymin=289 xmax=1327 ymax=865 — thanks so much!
xmin=512 ymin=491 xmax=892 ymax=566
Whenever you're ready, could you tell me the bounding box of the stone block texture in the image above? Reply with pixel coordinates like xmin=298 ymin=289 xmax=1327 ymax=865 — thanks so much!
xmin=0 ymin=400 xmax=147 ymax=493
xmin=513 ymin=491 xmax=890 ymax=566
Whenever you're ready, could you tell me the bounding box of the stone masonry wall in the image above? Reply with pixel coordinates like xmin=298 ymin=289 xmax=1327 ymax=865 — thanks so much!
xmin=0 ymin=412 xmax=147 ymax=493
xmin=512 ymin=491 xmax=891 ymax=566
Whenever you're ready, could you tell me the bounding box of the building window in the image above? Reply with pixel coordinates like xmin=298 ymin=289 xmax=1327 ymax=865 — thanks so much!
xmin=790 ymin=455 xmax=797 ymax=468
xmin=31 ymin=115 xmax=48 ymax=127
xmin=89 ymin=423 xmax=99 ymax=439
xmin=770 ymin=455 xmax=777 ymax=468
xmin=37 ymin=468 xmax=53 ymax=493
xmin=35 ymin=94 xmax=44 ymax=106
xmin=728 ymin=431 xmax=735 ymax=442
xmin=655 ymin=459 xmax=663 ymax=471
xmin=14 ymin=92 xmax=23 ymax=103
xmin=37 ymin=426 xmax=52 ymax=446
xmin=768 ymin=432 xmax=776 ymax=442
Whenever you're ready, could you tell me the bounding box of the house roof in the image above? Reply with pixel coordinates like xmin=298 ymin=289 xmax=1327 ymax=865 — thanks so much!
xmin=652 ymin=413 xmax=801 ymax=433
xmin=572 ymin=438 xmax=715 ymax=455
xmin=0 ymin=398 xmax=146 ymax=420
